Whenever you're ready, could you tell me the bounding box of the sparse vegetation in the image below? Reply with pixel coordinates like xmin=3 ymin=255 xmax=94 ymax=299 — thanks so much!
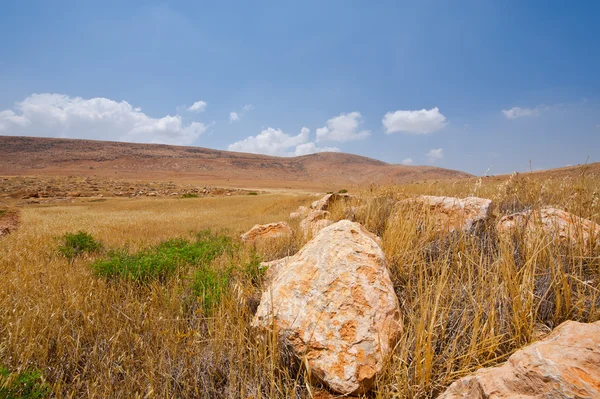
xmin=1 ymin=173 xmax=599 ymax=398
xmin=248 ymin=191 xmax=258 ymax=195
xmin=58 ymin=231 xmax=103 ymax=259
xmin=181 ymin=193 xmax=198 ymax=198
xmin=338 ymin=188 xmax=348 ymax=193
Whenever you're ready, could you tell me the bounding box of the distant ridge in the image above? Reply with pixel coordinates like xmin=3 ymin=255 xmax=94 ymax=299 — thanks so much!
xmin=0 ymin=136 xmax=472 ymax=189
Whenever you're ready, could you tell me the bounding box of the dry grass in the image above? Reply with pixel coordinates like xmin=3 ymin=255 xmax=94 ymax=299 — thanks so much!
xmin=1 ymin=172 xmax=599 ymax=398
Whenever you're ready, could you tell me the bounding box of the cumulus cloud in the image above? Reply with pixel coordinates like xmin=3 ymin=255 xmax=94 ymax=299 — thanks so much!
xmin=0 ymin=93 xmax=208 ymax=145
xmin=316 ymin=112 xmax=370 ymax=142
xmin=382 ymin=107 xmax=446 ymax=134
xmin=228 ymin=127 xmax=339 ymax=157
xmin=401 ymin=158 xmax=413 ymax=165
xmin=502 ymin=106 xmax=542 ymax=119
xmin=187 ymin=100 xmax=207 ymax=113
xmin=229 ymin=104 xmax=254 ymax=123
xmin=426 ymin=148 xmax=444 ymax=162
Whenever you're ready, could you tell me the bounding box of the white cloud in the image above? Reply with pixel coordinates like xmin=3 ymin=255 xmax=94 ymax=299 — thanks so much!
xmin=401 ymin=158 xmax=413 ymax=165
xmin=0 ymin=93 xmax=207 ymax=145
xmin=382 ymin=107 xmax=446 ymax=134
xmin=187 ymin=100 xmax=207 ymax=113
xmin=228 ymin=126 xmax=339 ymax=157
xmin=502 ymin=106 xmax=541 ymax=119
xmin=229 ymin=112 xmax=240 ymax=123
xmin=243 ymin=104 xmax=254 ymax=111
xmin=426 ymin=148 xmax=444 ymax=162
xmin=316 ymin=112 xmax=370 ymax=142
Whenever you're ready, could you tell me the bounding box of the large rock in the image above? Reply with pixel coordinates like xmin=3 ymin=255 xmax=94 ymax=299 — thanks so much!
xmin=299 ymin=210 xmax=333 ymax=238
xmin=438 ymin=320 xmax=600 ymax=399
xmin=409 ymin=195 xmax=494 ymax=233
xmin=497 ymin=207 xmax=600 ymax=248
xmin=240 ymin=221 xmax=294 ymax=243
xmin=252 ymin=220 xmax=401 ymax=395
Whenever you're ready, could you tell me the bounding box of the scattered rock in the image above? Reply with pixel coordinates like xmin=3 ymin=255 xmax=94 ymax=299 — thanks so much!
xmin=438 ymin=320 xmax=600 ymax=399
xmin=408 ymin=195 xmax=494 ymax=233
xmin=241 ymin=221 xmax=294 ymax=243
xmin=299 ymin=210 xmax=333 ymax=238
xmin=253 ymin=220 xmax=402 ymax=395
xmin=497 ymin=207 xmax=600 ymax=248
xmin=310 ymin=193 xmax=352 ymax=211
xmin=290 ymin=205 xmax=309 ymax=219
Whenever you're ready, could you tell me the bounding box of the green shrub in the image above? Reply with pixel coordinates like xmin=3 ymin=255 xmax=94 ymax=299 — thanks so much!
xmin=58 ymin=231 xmax=103 ymax=259
xmin=0 ymin=209 xmax=6 ymax=216
xmin=181 ymin=193 xmax=198 ymax=198
xmin=0 ymin=366 xmax=51 ymax=399
xmin=91 ymin=231 xmax=232 ymax=283
xmin=338 ymin=189 xmax=348 ymax=194
xmin=247 ymin=192 xmax=258 ymax=196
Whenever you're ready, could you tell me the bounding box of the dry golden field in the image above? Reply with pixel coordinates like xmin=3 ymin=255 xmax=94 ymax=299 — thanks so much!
xmin=1 ymin=169 xmax=599 ymax=398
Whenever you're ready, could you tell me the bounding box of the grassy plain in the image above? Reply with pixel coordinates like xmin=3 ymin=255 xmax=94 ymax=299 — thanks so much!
xmin=1 ymin=169 xmax=599 ymax=398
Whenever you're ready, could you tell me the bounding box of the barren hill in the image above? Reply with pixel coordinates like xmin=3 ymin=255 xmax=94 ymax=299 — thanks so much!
xmin=0 ymin=136 xmax=471 ymax=190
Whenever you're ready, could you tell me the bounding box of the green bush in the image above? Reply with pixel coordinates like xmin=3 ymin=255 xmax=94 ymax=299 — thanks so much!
xmin=247 ymin=192 xmax=258 ymax=196
xmin=91 ymin=231 xmax=232 ymax=283
xmin=0 ymin=366 xmax=50 ymax=399
xmin=181 ymin=193 xmax=198 ymax=198
xmin=0 ymin=209 xmax=6 ymax=216
xmin=338 ymin=189 xmax=348 ymax=194
xmin=58 ymin=231 xmax=103 ymax=259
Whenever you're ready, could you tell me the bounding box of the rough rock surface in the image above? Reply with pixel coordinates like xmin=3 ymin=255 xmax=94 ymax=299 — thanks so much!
xmin=240 ymin=221 xmax=294 ymax=243
xmin=410 ymin=195 xmax=494 ymax=233
xmin=290 ymin=205 xmax=309 ymax=219
xmin=299 ymin=210 xmax=333 ymax=238
xmin=438 ymin=320 xmax=600 ymax=399
xmin=497 ymin=207 xmax=600 ymax=248
xmin=252 ymin=220 xmax=401 ymax=395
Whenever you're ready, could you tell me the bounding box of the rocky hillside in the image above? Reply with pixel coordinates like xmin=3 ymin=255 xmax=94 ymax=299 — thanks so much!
xmin=0 ymin=136 xmax=471 ymax=189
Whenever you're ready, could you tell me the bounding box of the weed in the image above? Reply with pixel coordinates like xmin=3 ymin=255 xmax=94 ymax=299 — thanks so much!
xmin=181 ymin=193 xmax=198 ymax=198
xmin=192 ymin=265 xmax=231 ymax=313
xmin=248 ymin=192 xmax=258 ymax=195
xmin=0 ymin=366 xmax=50 ymax=399
xmin=58 ymin=231 xmax=103 ymax=259
xmin=91 ymin=230 xmax=232 ymax=283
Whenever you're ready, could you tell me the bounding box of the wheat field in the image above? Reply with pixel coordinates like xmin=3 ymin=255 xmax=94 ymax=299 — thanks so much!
xmin=1 ymin=171 xmax=599 ymax=398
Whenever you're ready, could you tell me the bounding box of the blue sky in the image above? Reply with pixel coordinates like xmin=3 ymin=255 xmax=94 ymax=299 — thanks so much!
xmin=1 ymin=1 xmax=599 ymax=175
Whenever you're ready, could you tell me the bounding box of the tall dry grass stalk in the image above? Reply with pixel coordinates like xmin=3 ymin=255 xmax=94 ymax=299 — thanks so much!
xmin=1 ymin=173 xmax=599 ymax=398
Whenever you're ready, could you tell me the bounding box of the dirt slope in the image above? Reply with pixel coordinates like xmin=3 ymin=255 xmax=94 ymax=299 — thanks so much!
xmin=0 ymin=136 xmax=471 ymax=190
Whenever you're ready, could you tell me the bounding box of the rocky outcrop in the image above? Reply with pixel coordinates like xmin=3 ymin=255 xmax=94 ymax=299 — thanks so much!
xmin=252 ymin=220 xmax=401 ymax=395
xmin=497 ymin=207 xmax=600 ymax=248
xmin=299 ymin=210 xmax=333 ymax=238
xmin=240 ymin=221 xmax=294 ymax=243
xmin=438 ymin=320 xmax=600 ymax=399
xmin=408 ymin=195 xmax=494 ymax=233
